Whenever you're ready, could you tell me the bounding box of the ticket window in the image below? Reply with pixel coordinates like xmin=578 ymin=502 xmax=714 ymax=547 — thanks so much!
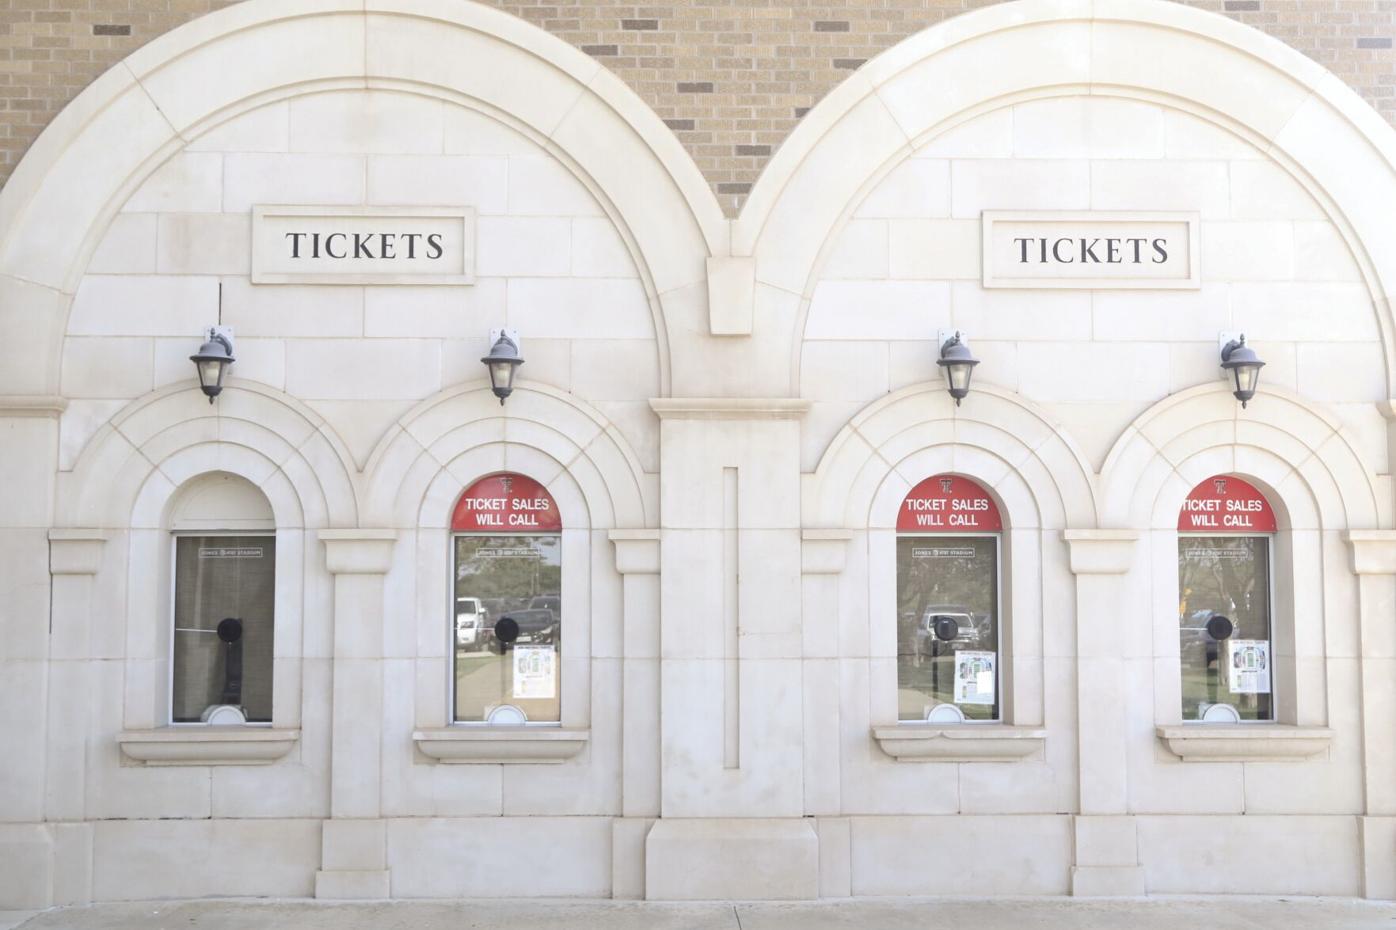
xmin=168 ymin=473 xmax=276 ymax=726
xmin=450 ymin=473 xmax=562 ymax=724
xmin=896 ymin=475 xmax=1003 ymax=722
xmin=1177 ymin=475 xmax=1277 ymax=722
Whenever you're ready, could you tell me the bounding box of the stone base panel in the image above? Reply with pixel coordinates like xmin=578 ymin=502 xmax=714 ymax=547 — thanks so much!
xmin=0 ymin=815 xmax=1384 ymax=906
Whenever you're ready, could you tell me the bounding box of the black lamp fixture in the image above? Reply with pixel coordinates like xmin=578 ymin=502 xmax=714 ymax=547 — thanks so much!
xmin=481 ymin=328 xmax=524 ymax=405
xmin=937 ymin=330 xmax=980 ymax=406
xmin=190 ymin=327 xmax=235 ymax=404
xmin=1220 ymin=333 xmax=1265 ymax=408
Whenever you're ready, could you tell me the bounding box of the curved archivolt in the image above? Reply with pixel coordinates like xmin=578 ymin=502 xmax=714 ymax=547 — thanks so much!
xmin=1099 ymin=382 xmax=1385 ymax=532
xmin=805 ymin=381 xmax=1098 ymax=531
xmin=362 ymin=380 xmax=655 ymax=531
xmin=58 ymin=381 xmax=359 ymax=530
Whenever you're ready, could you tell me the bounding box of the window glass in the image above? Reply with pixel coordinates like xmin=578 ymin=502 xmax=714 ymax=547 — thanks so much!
xmin=453 ymin=534 xmax=561 ymax=723
xmin=1178 ymin=536 xmax=1272 ymax=721
xmin=895 ymin=474 xmax=1002 ymax=723
xmin=1177 ymin=475 xmax=1276 ymax=722
xmin=897 ymin=537 xmax=999 ymax=720
xmin=171 ymin=535 xmax=275 ymax=723
xmin=450 ymin=472 xmax=564 ymax=725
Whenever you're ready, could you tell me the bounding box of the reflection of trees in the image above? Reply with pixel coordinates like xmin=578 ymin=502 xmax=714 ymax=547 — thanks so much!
xmin=895 ymin=536 xmax=996 ymax=650
xmin=455 ymin=536 xmax=562 ymax=602
xmin=1178 ymin=537 xmax=1268 ymax=638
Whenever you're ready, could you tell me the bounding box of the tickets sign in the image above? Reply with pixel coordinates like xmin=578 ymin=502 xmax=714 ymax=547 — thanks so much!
xmin=1178 ymin=475 xmax=1276 ymax=533
xmin=898 ymin=474 xmax=1002 ymax=532
xmin=451 ymin=473 xmax=561 ymax=533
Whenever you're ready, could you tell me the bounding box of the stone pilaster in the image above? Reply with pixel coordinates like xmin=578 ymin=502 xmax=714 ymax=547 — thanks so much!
xmin=315 ymin=529 xmax=397 ymax=900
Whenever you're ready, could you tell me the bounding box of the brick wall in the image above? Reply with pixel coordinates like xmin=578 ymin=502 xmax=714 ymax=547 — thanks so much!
xmin=1 ymin=0 xmax=1393 ymax=215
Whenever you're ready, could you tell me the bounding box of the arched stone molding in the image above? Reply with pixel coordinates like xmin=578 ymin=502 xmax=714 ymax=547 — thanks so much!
xmin=1100 ymin=382 xmax=1386 ymax=533
xmin=363 ymin=379 xmax=654 ymax=532
xmin=363 ymin=381 xmax=652 ymax=811
xmin=736 ymin=0 xmax=1396 ymax=398
xmin=56 ymin=381 xmax=359 ymax=532
xmin=805 ymin=382 xmax=1097 ymax=533
xmin=801 ymin=382 xmax=1095 ymax=815
xmin=0 ymin=0 xmax=727 ymax=398
xmin=1098 ymin=383 xmax=1379 ymax=811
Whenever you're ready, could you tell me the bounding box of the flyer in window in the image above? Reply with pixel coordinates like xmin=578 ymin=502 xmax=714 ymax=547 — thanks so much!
xmin=953 ymin=650 xmax=996 ymax=705
xmin=512 ymin=644 xmax=556 ymax=700
xmin=1227 ymin=639 xmax=1271 ymax=694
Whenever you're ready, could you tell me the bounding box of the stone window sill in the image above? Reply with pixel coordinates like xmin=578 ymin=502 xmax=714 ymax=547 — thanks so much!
xmin=1155 ymin=725 xmax=1333 ymax=762
xmin=413 ymin=727 xmax=589 ymax=764
xmin=872 ymin=725 xmax=1046 ymax=762
xmin=118 ymin=727 xmax=300 ymax=766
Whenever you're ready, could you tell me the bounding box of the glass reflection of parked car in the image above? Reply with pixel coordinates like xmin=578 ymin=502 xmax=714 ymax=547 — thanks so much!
xmin=913 ymin=605 xmax=978 ymax=664
xmin=455 ymin=596 xmax=488 ymax=649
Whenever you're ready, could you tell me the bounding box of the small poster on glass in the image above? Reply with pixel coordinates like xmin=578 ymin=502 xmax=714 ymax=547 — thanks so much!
xmin=512 ymin=644 xmax=557 ymax=700
xmin=1227 ymin=639 xmax=1271 ymax=694
xmin=953 ymin=650 xmax=996 ymax=705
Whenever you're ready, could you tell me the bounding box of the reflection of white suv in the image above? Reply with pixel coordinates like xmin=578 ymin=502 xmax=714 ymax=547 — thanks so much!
xmin=455 ymin=597 xmax=488 ymax=647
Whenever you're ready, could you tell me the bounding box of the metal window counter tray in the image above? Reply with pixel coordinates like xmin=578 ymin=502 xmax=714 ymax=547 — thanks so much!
xmin=872 ymin=724 xmax=1046 ymax=762
xmin=413 ymin=727 xmax=589 ymax=764
xmin=118 ymin=727 xmax=300 ymax=766
xmin=1155 ymin=724 xmax=1333 ymax=762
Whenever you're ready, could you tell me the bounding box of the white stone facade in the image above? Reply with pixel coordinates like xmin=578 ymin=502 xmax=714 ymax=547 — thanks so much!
xmin=0 ymin=0 xmax=1393 ymax=907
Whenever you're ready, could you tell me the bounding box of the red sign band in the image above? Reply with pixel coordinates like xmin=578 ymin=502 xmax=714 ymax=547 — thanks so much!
xmin=451 ymin=473 xmax=562 ymax=533
xmin=1178 ymin=475 xmax=1276 ymax=533
xmin=898 ymin=474 xmax=1002 ymax=532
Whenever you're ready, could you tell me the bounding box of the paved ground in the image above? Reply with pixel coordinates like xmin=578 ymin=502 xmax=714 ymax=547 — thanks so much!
xmin=4 ymin=897 xmax=1395 ymax=930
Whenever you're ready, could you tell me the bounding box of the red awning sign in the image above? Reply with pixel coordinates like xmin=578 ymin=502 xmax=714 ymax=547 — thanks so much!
xmin=1178 ymin=475 xmax=1276 ymax=533
xmin=451 ymin=473 xmax=562 ymax=533
xmin=898 ymin=474 xmax=1002 ymax=532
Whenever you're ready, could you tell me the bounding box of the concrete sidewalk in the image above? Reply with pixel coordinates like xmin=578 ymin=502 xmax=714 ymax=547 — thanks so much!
xmin=4 ymin=897 xmax=1394 ymax=930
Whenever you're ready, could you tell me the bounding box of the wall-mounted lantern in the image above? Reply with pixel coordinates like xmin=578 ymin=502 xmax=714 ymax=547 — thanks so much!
xmin=190 ymin=326 xmax=235 ymax=404
xmin=937 ymin=329 xmax=979 ymax=406
xmin=1219 ymin=332 xmax=1265 ymax=408
xmin=481 ymin=328 xmax=524 ymax=406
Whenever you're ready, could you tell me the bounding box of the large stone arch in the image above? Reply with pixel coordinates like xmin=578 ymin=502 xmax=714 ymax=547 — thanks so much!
xmin=0 ymin=0 xmax=726 ymax=399
xmin=734 ymin=0 xmax=1396 ymax=399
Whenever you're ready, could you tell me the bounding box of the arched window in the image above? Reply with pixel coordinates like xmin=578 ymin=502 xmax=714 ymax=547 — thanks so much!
xmin=1177 ymin=475 xmax=1277 ymax=722
xmin=896 ymin=474 xmax=1003 ymax=722
xmin=168 ymin=473 xmax=276 ymax=725
xmin=450 ymin=473 xmax=562 ymax=725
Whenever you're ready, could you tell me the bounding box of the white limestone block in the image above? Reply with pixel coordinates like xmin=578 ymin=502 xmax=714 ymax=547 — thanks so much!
xmin=476 ymin=217 xmax=571 ymax=277
xmin=187 ymin=101 xmax=290 ymax=153
xmin=68 ymin=275 xmax=218 ymax=336
xmin=286 ymin=339 xmax=441 ymax=399
xmin=1091 ymin=160 xmax=1230 ymax=219
xmin=887 ymin=219 xmax=979 ymax=280
xmin=805 ymin=280 xmax=949 ymax=341
xmin=570 ymin=340 xmax=660 ymax=400
xmin=87 ymin=213 xmax=158 ymax=274
xmin=61 ymin=338 xmax=153 ymax=398
xmin=156 ymin=213 xmax=251 ymax=275
xmin=800 ymin=342 xmax=889 ymax=403
xmin=223 ymin=153 xmax=366 ymax=213
xmin=855 ymin=159 xmax=951 ymax=219
xmin=1137 ymin=814 xmax=1359 ymax=894
xmin=824 ymin=220 xmax=889 ymax=280
xmin=507 ymin=155 xmax=602 ymax=216
xmin=289 ymin=91 xmax=444 ymax=155
xmin=92 ymin=819 xmax=319 ymax=899
xmin=850 ymin=815 xmax=1071 ymax=895
xmin=367 ymin=155 xmax=509 ymax=212
xmin=443 ymin=106 xmax=539 ymax=155
xmin=221 ymin=278 xmax=364 ymax=338
xmin=645 ymin=819 xmax=818 ymax=900
xmin=507 ymin=278 xmax=653 ymax=339
xmin=1018 ymin=342 xmax=1169 ymax=401
xmin=1093 ymin=284 xmax=1232 ymax=342
xmin=915 ymin=107 xmax=1013 ymax=159
xmin=364 ymin=279 xmax=504 ymax=339
xmin=1201 ymin=221 xmax=1295 ymax=281
xmin=571 ymin=217 xmax=638 ymax=277
xmin=124 ymin=153 xmax=223 ymax=214
xmin=952 ymin=158 xmax=1090 ymax=218
xmin=952 ymin=283 xmax=1091 ymax=341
